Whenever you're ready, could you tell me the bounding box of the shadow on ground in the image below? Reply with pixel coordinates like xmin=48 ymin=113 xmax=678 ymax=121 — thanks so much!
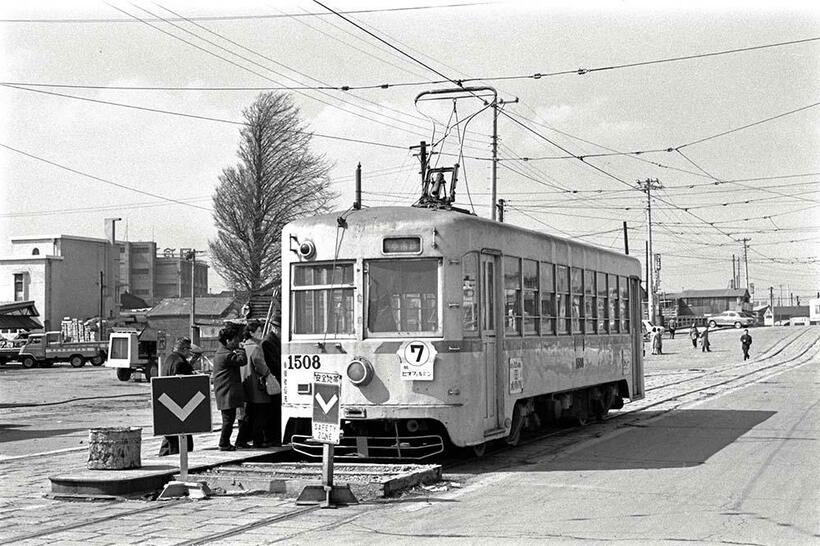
xmin=523 ymin=409 xmax=776 ymax=472
xmin=0 ymin=423 xmax=87 ymax=442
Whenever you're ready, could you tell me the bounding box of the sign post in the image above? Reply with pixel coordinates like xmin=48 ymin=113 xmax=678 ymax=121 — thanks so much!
xmin=296 ymin=372 xmax=358 ymax=508
xmin=151 ymin=375 xmax=212 ymax=499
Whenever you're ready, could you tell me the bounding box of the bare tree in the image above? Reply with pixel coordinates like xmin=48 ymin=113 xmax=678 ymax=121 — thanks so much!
xmin=210 ymin=93 xmax=335 ymax=293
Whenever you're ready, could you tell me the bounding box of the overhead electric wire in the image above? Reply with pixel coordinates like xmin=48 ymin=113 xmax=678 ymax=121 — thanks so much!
xmin=0 ymin=3 xmax=489 ymax=23
xmin=0 ymin=142 xmax=211 ymax=211
xmin=1 ymin=83 xmax=406 ymax=150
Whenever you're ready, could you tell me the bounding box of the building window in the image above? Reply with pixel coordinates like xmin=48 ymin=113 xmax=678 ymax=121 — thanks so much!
xmin=13 ymin=273 xmax=25 ymax=301
xmin=504 ymin=256 xmax=521 ymax=335
xmin=32 ymin=248 xmax=40 ymax=256
xmin=540 ymin=262 xmax=555 ymax=335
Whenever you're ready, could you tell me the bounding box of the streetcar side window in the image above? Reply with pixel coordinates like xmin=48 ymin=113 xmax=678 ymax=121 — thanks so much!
xmin=556 ymin=265 xmax=569 ymax=335
xmin=571 ymin=267 xmax=583 ymax=334
xmin=609 ymin=274 xmax=619 ymax=333
xmin=523 ymin=259 xmax=539 ymax=336
xmin=462 ymin=252 xmax=479 ymax=335
xmin=366 ymin=259 xmax=439 ymax=335
xmin=584 ymin=270 xmax=596 ymax=334
xmin=619 ymin=275 xmax=629 ymax=332
xmin=504 ymin=256 xmax=522 ymax=336
xmin=597 ymin=272 xmax=608 ymax=333
xmin=540 ymin=262 xmax=555 ymax=335
xmin=292 ymin=263 xmax=355 ymax=336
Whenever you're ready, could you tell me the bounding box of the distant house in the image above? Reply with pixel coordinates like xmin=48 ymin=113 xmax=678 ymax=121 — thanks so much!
xmin=0 ymin=300 xmax=43 ymax=339
xmin=146 ymin=296 xmax=244 ymax=368
xmin=660 ymin=288 xmax=751 ymax=319
xmin=769 ymin=305 xmax=810 ymax=325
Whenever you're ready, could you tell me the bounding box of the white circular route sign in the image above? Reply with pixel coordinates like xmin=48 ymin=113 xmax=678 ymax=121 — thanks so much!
xmin=397 ymin=339 xmax=437 ymax=381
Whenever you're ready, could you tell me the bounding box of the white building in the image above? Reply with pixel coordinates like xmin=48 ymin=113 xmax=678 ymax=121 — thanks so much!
xmin=0 ymin=235 xmax=119 ymax=331
xmin=810 ymin=298 xmax=820 ymax=325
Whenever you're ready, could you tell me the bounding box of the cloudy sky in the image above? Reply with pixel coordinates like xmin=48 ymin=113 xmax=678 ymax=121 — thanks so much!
xmin=1 ymin=0 xmax=818 ymax=302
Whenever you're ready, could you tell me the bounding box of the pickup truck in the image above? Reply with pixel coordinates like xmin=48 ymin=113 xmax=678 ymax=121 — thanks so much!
xmin=0 ymin=339 xmax=25 ymax=365
xmin=18 ymin=331 xmax=108 ymax=369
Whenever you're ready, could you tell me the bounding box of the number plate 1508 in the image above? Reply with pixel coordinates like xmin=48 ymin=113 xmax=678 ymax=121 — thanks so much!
xmin=284 ymin=354 xmax=322 ymax=370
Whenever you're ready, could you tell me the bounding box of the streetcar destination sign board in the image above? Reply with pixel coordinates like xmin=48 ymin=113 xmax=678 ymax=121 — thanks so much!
xmin=398 ymin=339 xmax=436 ymax=381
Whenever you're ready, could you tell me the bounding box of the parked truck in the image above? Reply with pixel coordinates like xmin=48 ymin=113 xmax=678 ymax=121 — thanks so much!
xmin=18 ymin=331 xmax=108 ymax=369
xmin=106 ymin=328 xmax=160 ymax=382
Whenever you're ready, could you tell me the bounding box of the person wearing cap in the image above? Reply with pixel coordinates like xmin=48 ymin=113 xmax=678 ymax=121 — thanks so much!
xmin=158 ymin=336 xmax=197 ymax=456
xmin=261 ymin=317 xmax=282 ymax=446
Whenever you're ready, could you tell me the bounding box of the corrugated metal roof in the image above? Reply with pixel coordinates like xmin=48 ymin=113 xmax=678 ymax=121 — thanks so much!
xmin=0 ymin=300 xmax=40 ymax=316
xmin=146 ymin=297 xmax=239 ymax=317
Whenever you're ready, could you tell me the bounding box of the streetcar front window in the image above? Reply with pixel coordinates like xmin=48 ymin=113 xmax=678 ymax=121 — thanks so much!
xmin=292 ymin=263 xmax=355 ymax=336
xmin=367 ymin=259 xmax=439 ymax=335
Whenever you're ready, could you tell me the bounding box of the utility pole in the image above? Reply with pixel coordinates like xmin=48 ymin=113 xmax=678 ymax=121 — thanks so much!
xmin=496 ymin=199 xmax=505 ymax=223
xmin=731 ymin=255 xmax=736 ymax=289
xmin=98 ymin=271 xmax=104 ymax=341
xmin=769 ymin=286 xmax=774 ymax=323
xmin=623 ymin=221 xmax=629 ymax=255
xmin=741 ymin=238 xmax=751 ymax=289
xmin=185 ymin=250 xmax=199 ymax=345
xmin=639 ymin=178 xmax=662 ymax=324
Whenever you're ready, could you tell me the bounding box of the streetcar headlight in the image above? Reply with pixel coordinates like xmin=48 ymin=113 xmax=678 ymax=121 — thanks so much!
xmin=297 ymin=240 xmax=316 ymax=260
xmin=346 ymin=357 xmax=374 ymax=387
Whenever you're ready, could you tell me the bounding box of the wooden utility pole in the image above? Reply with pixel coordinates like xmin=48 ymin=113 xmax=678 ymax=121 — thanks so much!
xmin=741 ymin=238 xmax=751 ymax=289
xmin=639 ymin=179 xmax=662 ymax=324
xmin=496 ymin=199 xmax=505 ymax=223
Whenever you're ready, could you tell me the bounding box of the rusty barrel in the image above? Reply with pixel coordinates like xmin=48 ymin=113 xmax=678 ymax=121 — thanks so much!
xmin=87 ymin=427 xmax=142 ymax=470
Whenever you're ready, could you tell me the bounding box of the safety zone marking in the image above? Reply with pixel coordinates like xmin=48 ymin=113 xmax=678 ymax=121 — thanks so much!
xmin=315 ymin=393 xmax=338 ymax=414
xmin=158 ymin=391 xmax=206 ymax=422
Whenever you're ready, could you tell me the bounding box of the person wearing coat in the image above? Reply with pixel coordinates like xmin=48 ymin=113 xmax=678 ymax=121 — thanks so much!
xmin=652 ymin=327 xmax=663 ymax=355
xmin=239 ymin=320 xmax=274 ymax=448
xmin=701 ymin=325 xmax=712 ymax=352
xmin=740 ymin=329 xmax=753 ymax=361
xmin=690 ymin=325 xmax=699 ymax=348
xmin=212 ymin=323 xmax=247 ymax=451
xmin=261 ymin=318 xmax=282 ymax=446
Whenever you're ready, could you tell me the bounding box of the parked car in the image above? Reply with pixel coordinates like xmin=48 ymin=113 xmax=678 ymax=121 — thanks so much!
xmin=707 ymin=310 xmax=755 ymax=329
xmin=0 ymin=338 xmax=25 ymax=365
xmin=790 ymin=317 xmax=810 ymax=326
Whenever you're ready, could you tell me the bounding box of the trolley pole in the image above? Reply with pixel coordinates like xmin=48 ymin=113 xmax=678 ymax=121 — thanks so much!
xmin=353 ymin=163 xmax=362 ymax=210
xmin=496 ymin=199 xmax=505 ymax=223
xmin=639 ymin=179 xmax=662 ymax=324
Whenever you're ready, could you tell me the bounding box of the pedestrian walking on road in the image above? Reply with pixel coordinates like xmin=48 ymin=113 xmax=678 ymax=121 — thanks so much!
xmin=158 ymin=337 xmax=198 ymax=456
xmin=261 ymin=317 xmax=283 ymax=446
xmin=238 ymin=320 xmax=274 ymax=448
xmin=690 ymin=325 xmax=699 ymax=348
xmin=652 ymin=327 xmax=663 ymax=355
xmin=212 ymin=323 xmax=247 ymax=451
xmin=668 ymin=319 xmax=676 ymax=339
xmin=649 ymin=328 xmax=658 ymax=355
xmin=701 ymin=325 xmax=711 ymax=352
xmin=740 ymin=329 xmax=753 ymax=361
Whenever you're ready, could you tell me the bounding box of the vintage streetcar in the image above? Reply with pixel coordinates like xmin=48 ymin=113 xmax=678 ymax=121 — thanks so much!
xmin=280 ymin=161 xmax=644 ymax=459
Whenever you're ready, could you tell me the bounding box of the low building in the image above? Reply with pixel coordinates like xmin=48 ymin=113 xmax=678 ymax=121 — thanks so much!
xmin=118 ymin=244 xmax=208 ymax=306
xmin=810 ymin=298 xmax=820 ymax=325
xmin=769 ymin=305 xmax=810 ymax=325
xmin=0 ymin=300 xmax=43 ymax=338
xmin=0 ymin=235 xmax=119 ymax=331
xmin=660 ymin=288 xmax=752 ymax=320
xmin=146 ymin=296 xmax=243 ymax=373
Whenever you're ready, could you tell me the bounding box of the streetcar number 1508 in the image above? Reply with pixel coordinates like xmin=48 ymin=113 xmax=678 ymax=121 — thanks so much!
xmin=285 ymin=355 xmax=321 ymax=369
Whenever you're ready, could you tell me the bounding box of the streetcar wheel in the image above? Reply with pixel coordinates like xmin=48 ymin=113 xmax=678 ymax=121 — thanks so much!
xmin=22 ymin=357 xmax=36 ymax=369
xmin=733 ymin=321 xmax=742 ymax=329
xmin=116 ymin=368 xmax=132 ymax=382
xmin=505 ymin=403 xmax=525 ymax=447
xmin=708 ymin=320 xmax=717 ymax=328
xmin=69 ymin=355 xmax=85 ymax=368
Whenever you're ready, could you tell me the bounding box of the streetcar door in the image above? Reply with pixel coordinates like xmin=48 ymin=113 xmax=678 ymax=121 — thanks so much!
xmin=629 ymin=276 xmax=645 ymax=399
xmin=480 ymin=252 xmax=503 ymax=432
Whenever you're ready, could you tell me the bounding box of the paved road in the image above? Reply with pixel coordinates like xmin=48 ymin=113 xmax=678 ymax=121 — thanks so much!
xmin=0 ymin=326 xmax=817 ymax=544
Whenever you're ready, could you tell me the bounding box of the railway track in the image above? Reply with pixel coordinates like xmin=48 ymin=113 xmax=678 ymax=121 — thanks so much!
xmin=5 ymin=328 xmax=818 ymax=545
